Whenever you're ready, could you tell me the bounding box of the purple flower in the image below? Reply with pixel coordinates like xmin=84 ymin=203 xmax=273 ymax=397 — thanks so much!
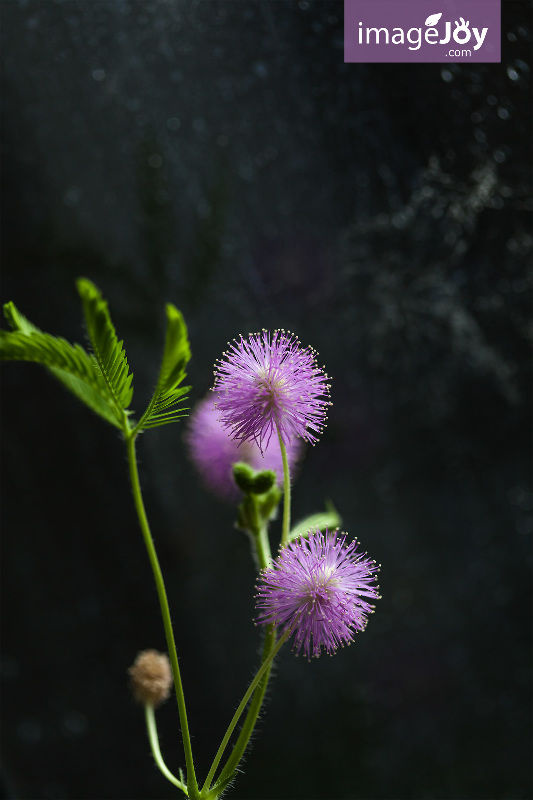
xmin=213 ymin=330 xmax=331 ymax=451
xmin=255 ymin=529 xmax=380 ymax=659
xmin=185 ymin=396 xmax=302 ymax=502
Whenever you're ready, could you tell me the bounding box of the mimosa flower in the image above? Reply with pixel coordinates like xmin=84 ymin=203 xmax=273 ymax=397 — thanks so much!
xmin=255 ymin=529 xmax=380 ymax=659
xmin=212 ymin=330 xmax=331 ymax=451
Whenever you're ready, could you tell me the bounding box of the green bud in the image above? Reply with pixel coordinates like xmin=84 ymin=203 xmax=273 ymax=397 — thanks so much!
xmin=233 ymin=463 xmax=277 ymax=495
xmin=250 ymin=470 xmax=276 ymax=495
xmin=233 ymin=462 xmax=256 ymax=493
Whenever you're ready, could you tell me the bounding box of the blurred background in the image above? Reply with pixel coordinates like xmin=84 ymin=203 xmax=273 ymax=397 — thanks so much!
xmin=1 ymin=1 xmax=531 ymax=799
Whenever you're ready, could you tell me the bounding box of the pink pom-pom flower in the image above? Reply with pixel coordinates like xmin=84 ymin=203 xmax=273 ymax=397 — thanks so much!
xmin=255 ymin=529 xmax=380 ymax=659
xmin=213 ymin=330 xmax=331 ymax=452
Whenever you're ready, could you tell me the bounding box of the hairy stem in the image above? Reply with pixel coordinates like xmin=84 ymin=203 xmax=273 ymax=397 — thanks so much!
xmin=145 ymin=704 xmax=188 ymax=794
xmin=214 ymin=623 xmax=276 ymax=789
xmin=125 ymin=433 xmax=198 ymax=797
xmin=213 ymin=516 xmax=274 ymax=789
xmin=256 ymin=523 xmax=272 ymax=570
xmin=202 ymin=629 xmax=290 ymax=793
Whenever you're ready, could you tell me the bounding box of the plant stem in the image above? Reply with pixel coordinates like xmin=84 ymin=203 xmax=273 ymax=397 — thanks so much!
xmin=278 ymin=431 xmax=291 ymax=547
xmin=145 ymin=704 xmax=188 ymax=795
xmin=213 ymin=516 xmax=274 ymax=789
xmin=125 ymin=432 xmax=198 ymax=798
xmin=202 ymin=629 xmax=290 ymax=793
xmin=256 ymin=523 xmax=272 ymax=570
xmin=214 ymin=623 xmax=276 ymax=789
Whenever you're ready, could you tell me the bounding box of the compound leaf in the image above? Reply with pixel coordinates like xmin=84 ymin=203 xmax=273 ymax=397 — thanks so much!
xmin=77 ymin=278 xmax=134 ymax=415
xmin=1 ymin=302 xmax=123 ymax=428
xmin=4 ymin=301 xmax=39 ymax=335
xmin=133 ymin=303 xmax=191 ymax=433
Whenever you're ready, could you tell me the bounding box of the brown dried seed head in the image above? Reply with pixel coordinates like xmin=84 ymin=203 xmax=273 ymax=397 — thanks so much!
xmin=128 ymin=649 xmax=173 ymax=707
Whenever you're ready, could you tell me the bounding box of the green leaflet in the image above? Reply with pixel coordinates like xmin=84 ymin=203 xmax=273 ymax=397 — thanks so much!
xmin=1 ymin=302 xmax=124 ymax=429
xmin=287 ymin=502 xmax=341 ymax=543
xmin=77 ymin=278 xmax=134 ymax=414
xmin=3 ymin=301 xmax=39 ymax=335
xmin=132 ymin=303 xmax=191 ymax=433
xmin=2 ymin=283 xmax=192 ymax=434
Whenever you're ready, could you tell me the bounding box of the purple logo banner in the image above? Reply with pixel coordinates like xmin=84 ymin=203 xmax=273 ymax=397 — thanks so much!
xmin=344 ymin=0 xmax=501 ymax=63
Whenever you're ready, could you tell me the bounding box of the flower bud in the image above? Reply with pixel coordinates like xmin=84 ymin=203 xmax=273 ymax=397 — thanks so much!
xmin=233 ymin=462 xmax=277 ymax=495
xmin=128 ymin=649 xmax=172 ymax=707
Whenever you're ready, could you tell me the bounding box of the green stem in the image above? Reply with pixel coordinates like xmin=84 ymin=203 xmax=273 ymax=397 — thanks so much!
xmin=256 ymin=523 xmax=272 ymax=570
xmin=213 ymin=517 xmax=273 ymax=788
xmin=125 ymin=433 xmax=198 ymax=798
xmin=278 ymin=432 xmax=291 ymax=547
xmin=214 ymin=623 xmax=276 ymax=789
xmin=248 ymin=502 xmax=272 ymax=571
xmin=145 ymin=704 xmax=188 ymax=795
xmin=202 ymin=629 xmax=290 ymax=793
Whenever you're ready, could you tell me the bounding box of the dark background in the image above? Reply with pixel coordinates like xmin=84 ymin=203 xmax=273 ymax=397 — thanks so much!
xmin=1 ymin=2 xmax=531 ymax=799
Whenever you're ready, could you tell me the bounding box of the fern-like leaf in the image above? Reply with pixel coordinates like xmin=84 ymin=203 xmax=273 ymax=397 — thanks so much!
xmin=1 ymin=302 xmax=124 ymax=428
xmin=4 ymin=301 xmax=40 ymax=336
xmin=77 ymin=278 xmax=134 ymax=415
xmin=133 ymin=303 xmax=191 ymax=433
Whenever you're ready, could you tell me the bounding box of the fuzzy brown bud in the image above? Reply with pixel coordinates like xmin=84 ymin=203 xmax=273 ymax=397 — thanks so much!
xmin=128 ymin=649 xmax=173 ymax=707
